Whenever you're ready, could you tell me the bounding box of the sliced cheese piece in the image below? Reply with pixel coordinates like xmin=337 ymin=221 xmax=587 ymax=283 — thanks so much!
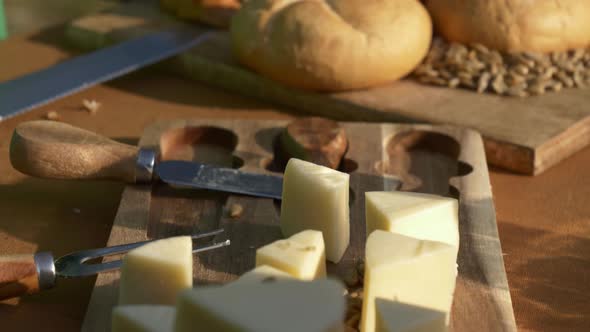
xmin=365 ymin=191 xmax=459 ymax=250
xmin=361 ymin=231 xmax=456 ymax=332
xmin=256 ymin=230 xmax=326 ymax=280
xmin=119 ymin=236 xmax=192 ymax=305
xmin=232 ymin=265 xmax=294 ymax=286
xmin=375 ymin=299 xmax=446 ymax=332
xmin=174 ymin=279 xmax=346 ymax=332
xmin=112 ymin=305 xmax=175 ymax=332
xmin=280 ymin=158 xmax=350 ymax=263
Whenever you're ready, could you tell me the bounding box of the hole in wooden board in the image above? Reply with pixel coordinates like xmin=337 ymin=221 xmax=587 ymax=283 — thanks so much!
xmin=259 ymin=128 xmax=359 ymax=174
xmin=378 ymin=130 xmax=473 ymax=197
xmin=159 ymin=126 xmax=243 ymax=168
xmin=148 ymin=126 xmax=241 ymax=244
xmin=258 ymin=127 xmax=358 ymax=216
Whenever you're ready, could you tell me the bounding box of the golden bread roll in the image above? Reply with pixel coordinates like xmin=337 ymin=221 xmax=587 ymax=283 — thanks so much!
xmin=230 ymin=0 xmax=432 ymax=91
xmin=160 ymin=0 xmax=240 ymax=28
xmin=425 ymin=0 xmax=590 ymax=53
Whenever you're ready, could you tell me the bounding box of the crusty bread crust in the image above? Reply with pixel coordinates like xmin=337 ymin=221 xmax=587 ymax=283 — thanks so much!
xmin=426 ymin=0 xmax=590 ymax=53
xmin=231 ymin=0 xmax=433 ymax=91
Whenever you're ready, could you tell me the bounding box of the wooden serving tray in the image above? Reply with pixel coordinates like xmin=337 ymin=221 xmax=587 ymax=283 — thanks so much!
xmin=64 ymin=3 xmax=590 ymax=175
xmin=81 ymin=119 xmax=516 ymax=331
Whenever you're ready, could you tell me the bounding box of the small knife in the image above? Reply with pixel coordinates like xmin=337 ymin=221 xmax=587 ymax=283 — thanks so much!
xmin=10 ymin=121 xmax=283 ymax=200
xmin=0 ymin=229 xmax=230 ymax=300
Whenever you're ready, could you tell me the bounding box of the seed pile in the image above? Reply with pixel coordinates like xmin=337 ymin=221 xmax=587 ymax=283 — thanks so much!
xmin=413 ymin=37 xmax=590 ymax=97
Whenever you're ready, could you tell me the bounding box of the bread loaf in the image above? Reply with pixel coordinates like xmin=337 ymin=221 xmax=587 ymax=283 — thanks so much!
xmin=425 ymin=0 xmax=590 ymax=53
xmin=231 ymin=0 xmax=432 ymax=91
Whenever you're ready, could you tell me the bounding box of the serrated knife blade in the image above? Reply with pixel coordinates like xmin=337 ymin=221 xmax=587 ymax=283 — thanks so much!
xmin=0 ymin=28 xmax=210 ymax=121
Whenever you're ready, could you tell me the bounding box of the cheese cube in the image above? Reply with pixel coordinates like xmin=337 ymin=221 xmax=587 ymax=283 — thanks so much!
xmin=174 ymin=279 xmax=346 ymax=332
xmin=232 ymin=265 xmax=294 ymax=286
xmin=256 ymin=230 xmax=326 ymax=280
xmin=365 ymin=191 xmax=459 ymax=250
xmin=119 ymin=236 xmax=192 ymax=305
xmin=112 ymin=305 xmax=175 ymax=332
xmin=280 ymin=158 xmax=350 ymax=263
xmin=361 ymin=231 xmax=457 ymax=332
xmin=375 ymin=299 xmax=446 ymax=332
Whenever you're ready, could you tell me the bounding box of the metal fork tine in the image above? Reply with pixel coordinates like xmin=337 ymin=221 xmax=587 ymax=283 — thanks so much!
xmin=79 ymin=228 xmax=225 ymax=261
xmin=55 ymin=229 xmax=229 ymax=278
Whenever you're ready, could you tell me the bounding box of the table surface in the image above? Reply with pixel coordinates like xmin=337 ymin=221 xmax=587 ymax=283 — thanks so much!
xmin=0 ymin=28 xmax=588 ymax=332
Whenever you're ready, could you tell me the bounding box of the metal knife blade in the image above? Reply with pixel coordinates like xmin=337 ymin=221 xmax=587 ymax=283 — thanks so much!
xmin=0 ymin=28 xmax=211 ymax=121
xmin=155 ymin=160 xmax=283 ymax=200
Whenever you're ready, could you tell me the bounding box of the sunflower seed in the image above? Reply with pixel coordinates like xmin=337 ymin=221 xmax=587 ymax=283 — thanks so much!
xmin=556 ymin=71 xmax=575 ymax=87
xmin=413 ymin=38 xmax=590 ymax=97
xmin=528 ymin=82 xmax=547 ymax=95
xmin=573 ymin=71 xmax=586 ymax=87
xmin=506 ymin=84 xmax=528 ymax=97
xmin=548 ymin=81 xmax=563 ymax=92
xmin=514 ymin=64 xmax=529 ymax=76
xmin=507 ymin=72 xmax=527 ymax=85
xmin=540 ymin=67 xmax=558 ymax=80
xmin=459 ymin=76 xmax=476 ymax=88
xmin=523 ymin=51 xmax=546 ymax=62
xmin=448 ymin=77 xmax=460 ymax=88
xmin=477 ymin=72 xmax=491 ymax=93
xmin=491 ymin=74 xmax=507 ymax=94
xmin=570 ymin=49 xmax=585 ymax=62
xmin=439 ymin=69 xmax=454 ymax=80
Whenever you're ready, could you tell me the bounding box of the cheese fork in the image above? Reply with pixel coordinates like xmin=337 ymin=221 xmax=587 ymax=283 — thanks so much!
xmin=0 ymin=229 xmax=230 ymax=301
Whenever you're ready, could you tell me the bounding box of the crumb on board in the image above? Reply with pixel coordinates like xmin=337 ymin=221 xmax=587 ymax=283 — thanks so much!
xmin=45 ymin=111 xmax=60 ymax=121
xmin=72 ymin=208 xmax=81 ymax=214
xmin=229 ymin=203 xmax=244 ymax=218
xmin=82 ymin=99 xmax=101 ymax=114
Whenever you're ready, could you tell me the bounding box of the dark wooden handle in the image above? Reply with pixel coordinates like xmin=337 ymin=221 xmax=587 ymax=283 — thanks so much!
xmin=280 ymin=117 xmax=348 ymax=169
xmin=10 ymin=121 xmax=140 ymax=182
xmin=0 ymin=254 xmax=41 ymax=300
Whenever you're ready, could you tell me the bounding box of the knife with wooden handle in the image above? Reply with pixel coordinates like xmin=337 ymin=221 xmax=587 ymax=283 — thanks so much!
xmin=9 ymin=121 xmax=283 ymax=199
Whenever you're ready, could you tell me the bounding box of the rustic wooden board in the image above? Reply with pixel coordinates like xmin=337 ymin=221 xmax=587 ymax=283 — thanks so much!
xmin=62 ymin=4 xmax=590 ymax=176
xmin=80 ymin=119 xmax=515 ymax=332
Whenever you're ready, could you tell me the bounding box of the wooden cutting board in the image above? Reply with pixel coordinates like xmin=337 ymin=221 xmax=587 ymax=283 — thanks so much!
xmin=80 ymin=119 xmax=515 ymax=332
xmin=62 ymin=3 xmax=590 ymax=176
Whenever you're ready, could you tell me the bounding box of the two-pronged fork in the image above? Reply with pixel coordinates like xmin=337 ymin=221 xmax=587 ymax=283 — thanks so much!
xmin=0 ymin=229 xmax=230 ymax=300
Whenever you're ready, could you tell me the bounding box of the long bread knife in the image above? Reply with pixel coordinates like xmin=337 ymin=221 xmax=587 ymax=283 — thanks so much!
xmin=10 ymin=121 xmax=283 ymax=199
xmin=0 ymin=29 xmax=210 ymax=121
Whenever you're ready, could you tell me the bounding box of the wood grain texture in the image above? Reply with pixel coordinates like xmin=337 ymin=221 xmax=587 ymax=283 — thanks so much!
xmin=81 ymin=119 xmax=516 ymax=332
xmin=280 ymin=117 xmax=348 ymax=169
xmin=0 ymin=254 xmax=40 ymax=301
xmin=10 ymin=121 xmax=139 ymax=182
xmin=63 ymin=4 xmax=590 ymax=175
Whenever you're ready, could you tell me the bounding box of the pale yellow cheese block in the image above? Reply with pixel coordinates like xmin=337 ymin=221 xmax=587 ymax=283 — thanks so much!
xmin=365 ymin=191 xmax=458 ymax=249
xmin=118 ymin=236 xmax=193 ymax=305
xmin=174 ymin=279 xmax=346 ymax=332
xmin=361 ymin=231 xmax=457 ymax=332
xmin=232 ymin=265 xmax=294 ymax=286
xmin=112 ymin=305 xmax=175 ymax=332
xmin=256 ymin=230 xmax=327 ymax=280
xmin=280 ymin=158 xmax=350 ymax=263
xmin=375 ymin=299 xmax=446 ymax=332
